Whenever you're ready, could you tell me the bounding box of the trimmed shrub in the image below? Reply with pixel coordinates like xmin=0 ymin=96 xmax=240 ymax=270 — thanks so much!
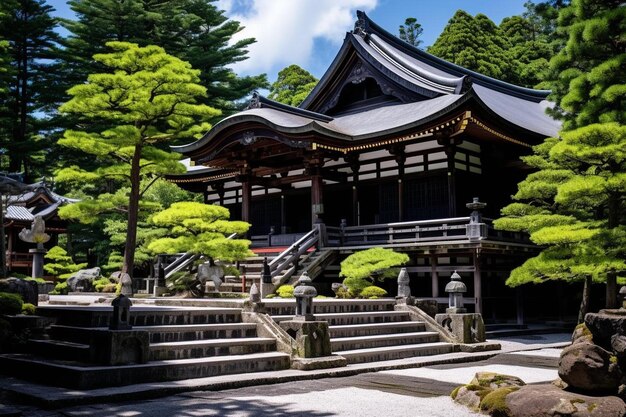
xmin=360 ymin=286 xmax=387 ymax=299
xmin=276 ymin=285 xmax=294 ymax=298
xmin=93 ymin=277 xmax=114 ymax=292
xmin=21 ymin=303 xmax=36 ymax=315
xmin=340 ymin=248 xmax=409 ymax=296
xmin=51 ymin=281 xmax=69 ymax=295
xmin=0 ymin=292 xmax=24 ymax=315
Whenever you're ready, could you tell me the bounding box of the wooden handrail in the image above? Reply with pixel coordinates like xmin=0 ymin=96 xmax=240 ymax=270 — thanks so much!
xmin=268 ymin=228 xmax=319 ymax=278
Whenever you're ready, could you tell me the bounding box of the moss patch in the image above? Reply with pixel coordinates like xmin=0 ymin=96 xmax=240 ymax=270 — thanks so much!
xmin=480 ymin=386 xmax=519 ymax=417
xmin=451 ymin=386 xmax=461 ymax=399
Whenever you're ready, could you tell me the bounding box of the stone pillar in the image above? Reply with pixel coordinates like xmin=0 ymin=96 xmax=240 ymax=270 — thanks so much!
xmin=396 ymin=267 xmax=412 ymax=304
xmin=473 ymin=250 xmax=482 ymax=315
xmin=29 ymin=247 xmax=46 ymax=279
xmin=260 ymin=257 xmax=273 ymax=298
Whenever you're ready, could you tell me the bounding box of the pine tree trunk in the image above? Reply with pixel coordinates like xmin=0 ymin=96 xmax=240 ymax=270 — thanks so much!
xmin=122 ymin=143 xmax=142 ymax=279
xmin=578 ymin=275 xmax=591 ymax=324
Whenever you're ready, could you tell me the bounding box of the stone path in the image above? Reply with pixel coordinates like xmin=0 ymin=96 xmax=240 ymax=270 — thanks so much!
xmin=0 ymin=334 xmax=570 ymax=417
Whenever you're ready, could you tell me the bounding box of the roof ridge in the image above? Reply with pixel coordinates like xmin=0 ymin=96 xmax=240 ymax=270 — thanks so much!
xmin=354 ymin=10 xmax=551 ymax=102
xmin=247 ymin=92 xmax=333 ymax=122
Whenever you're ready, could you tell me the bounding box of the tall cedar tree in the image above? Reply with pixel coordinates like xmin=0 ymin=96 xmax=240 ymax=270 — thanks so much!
xmin=268 ymin=65 xmax=318 ymax=107
xmin=495 ymin=0 xmax=626 ymax=318
xmin=0 ymin=0 xmax=62 ymax=177
xmin=427 ymin=10 xmax=514 ymax=82
xmin=61 ymin=0 xmax=267 ymax=119
xmin=57 ymin=42 xmax=220 ymax=277
xmin=398 ymin=17 xmax=423 ymax=48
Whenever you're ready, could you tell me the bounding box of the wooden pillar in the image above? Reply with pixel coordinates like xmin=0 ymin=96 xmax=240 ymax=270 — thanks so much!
xmin=391 ymin=146 xmax=406 ymax=222
xmin=473 ymin=248 xmax=482 ymax=314
xmin=431 ymin=255 xmax=439 ymax=298
xmin=280 ymin=195 xmax=286 ymax=234
xmin=347 ymin=154 xmax=360 ymax=226
xmin=437 ymin=135 xmax=461 ymax=217
xmin=213 ymin=183 xmax=225 ymax=206
xmin=311 ymin=173 xmax=323 ymax=227
xmin=241 ymin=179 xmax=251 ymax=223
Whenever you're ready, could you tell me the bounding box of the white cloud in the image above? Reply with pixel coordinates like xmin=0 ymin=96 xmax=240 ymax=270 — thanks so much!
xmin=222 ymin=0 xmax=378 ymax=76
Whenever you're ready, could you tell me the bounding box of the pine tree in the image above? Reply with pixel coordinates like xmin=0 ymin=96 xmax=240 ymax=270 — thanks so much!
xmin=62 ymin=0 xmax=267 ymax=117
xmin=268 ymin=65 xmax=318 ymax=107
xmin=56 ymin=42 xmax=220 ymax=277
xmin=398 ymin=17 xmax=423 ymax=48
xmin=495 ymin=0 xmax=626 ymax=316
xmin=428 ymin=11 xmax=514 ymax=82
xmin=0 ymin=0 xmax=62 ymax=177
xmin=148 ymin=202 xmax=251 ymax=262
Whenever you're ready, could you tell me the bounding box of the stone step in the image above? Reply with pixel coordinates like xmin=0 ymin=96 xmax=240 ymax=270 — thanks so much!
xmin=137 ymin=323 xmax=259 ymax=343
xmin=37 ymin=306 xmax=242 ymax=327
xmin=329 ymin=321 xmax=426 ymax=338
xmin=335 ymin=342 xmax=455 ymax=364
xmin=49 ymin=323 xmax=259 ymax=344
xmin=0 ymin=351 xmax=291 ymax=389
xmin=330 ymin=331 xmax=440 ymax=351
xmin=273 ymin=311 xmax=411 ymax=326
xmin=28 ymin=339 xmax=91 ymax=362
xmin=149 ymin=337 xmax=276 ymax=360
xmin=263 ymin=299 xmax=396 ymax=316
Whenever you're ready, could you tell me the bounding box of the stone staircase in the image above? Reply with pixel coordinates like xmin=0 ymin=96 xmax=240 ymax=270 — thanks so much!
xmin=0 ymin=305 xmax=290 ymax=389
xmin=266 ymin=298 xmax=454 ymax=364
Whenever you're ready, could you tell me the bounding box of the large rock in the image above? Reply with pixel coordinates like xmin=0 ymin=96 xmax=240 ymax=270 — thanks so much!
xmin=506 ymin=384 xmax=626 ymax=417
xmin=585 ymin=311 xmax=626 ymax=351
xmin=559 ymin=341 xmax=622 ymax=393
xmin=470 ymin=372 xmax=526 ymax=390
xmin=67 ymin=267 xmax=101 ymax=292
xmin=0 ymin=277 xmax=38 ymax=305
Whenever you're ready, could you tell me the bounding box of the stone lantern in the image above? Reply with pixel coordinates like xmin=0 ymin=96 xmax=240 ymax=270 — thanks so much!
xmin=110 ymin=294 xmax=133 ymax=330
xmin=445 ymin=271 xmax=467 ymax=314
xmin=294 ymin=272 xmax=317 ymax=321
xmin=466 ymin=197 xmax=488 ymax=240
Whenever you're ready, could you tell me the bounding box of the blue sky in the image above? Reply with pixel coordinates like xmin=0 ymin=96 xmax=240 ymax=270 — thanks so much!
xmin=46 ymin=0 xmax=528 ymax=82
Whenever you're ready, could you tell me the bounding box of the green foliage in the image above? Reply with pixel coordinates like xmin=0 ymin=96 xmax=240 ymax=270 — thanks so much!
xmin=165 ymin=270 xmax=196 ymax=293
xmin=479 ymin=387 xmax=519 ymax=417
xmin=340 ymin=248 xmax=409 ymax=296
xmin=51 ymin=281 xmax=68 ymax=295
xmin=148 ymin=202 xmax=252 ymax=262
xmin=428 ymin=11 xmax=514 ymax=82
xmin=359 ymin=286 xmax=388 ymax=299
xmin=93 ymin=277 xmax=113 ymax=292
xmin=44 ymin=246 xmax=87 ymax=279
xmin=21 ymin=303 xmax=36 ymax=315
xmin=57 ymin=42 xmax=219 ymax=273
xmin=0 ymin=0 xmax=63 ymax=175
xmin=399 ymin=17 xmax=423 ymax=48
xmin=268 ymin=65 xmax=318 ymax=107
xmin=0 ymin=292 xmax=23 ymax=315
xmin=497 ymin=1 xmax=626 ymax=311
xmin=62 ymin=0 xmax=267 ymax=119
xmin=276 ymin=285 xmax=294 ymax=298
xmin=542 ymin=0 xmax=626 ymax=129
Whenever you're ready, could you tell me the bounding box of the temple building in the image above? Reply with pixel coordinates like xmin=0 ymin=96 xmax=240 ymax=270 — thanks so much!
xmin=169 ymin=12 xmax=570 ymax=322
xmin=2 ymin=176 xmax=76 ymax=275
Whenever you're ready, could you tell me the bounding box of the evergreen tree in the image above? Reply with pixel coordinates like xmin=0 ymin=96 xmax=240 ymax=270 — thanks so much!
xmin=495 ymin=0 xmax=626 ymax=316
xmin=499 ymin=1 xmax=570 ymax=88
xmin=428 ymin=11 xmax=514 ymax=82
xmin=148 ymin=202 xmax=251 ymax=262
xmin=0 ymin=0 xmax=62 ymax=177
xmin=62 ymin=0 xmax=267 ymax=117
xmin=398 ymin=17 xmax=423 ymax=48
xmin=268 ymin=65 xmax=318 ymax=107
xmin=56 ymin=42 xmax=220 ymax=277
